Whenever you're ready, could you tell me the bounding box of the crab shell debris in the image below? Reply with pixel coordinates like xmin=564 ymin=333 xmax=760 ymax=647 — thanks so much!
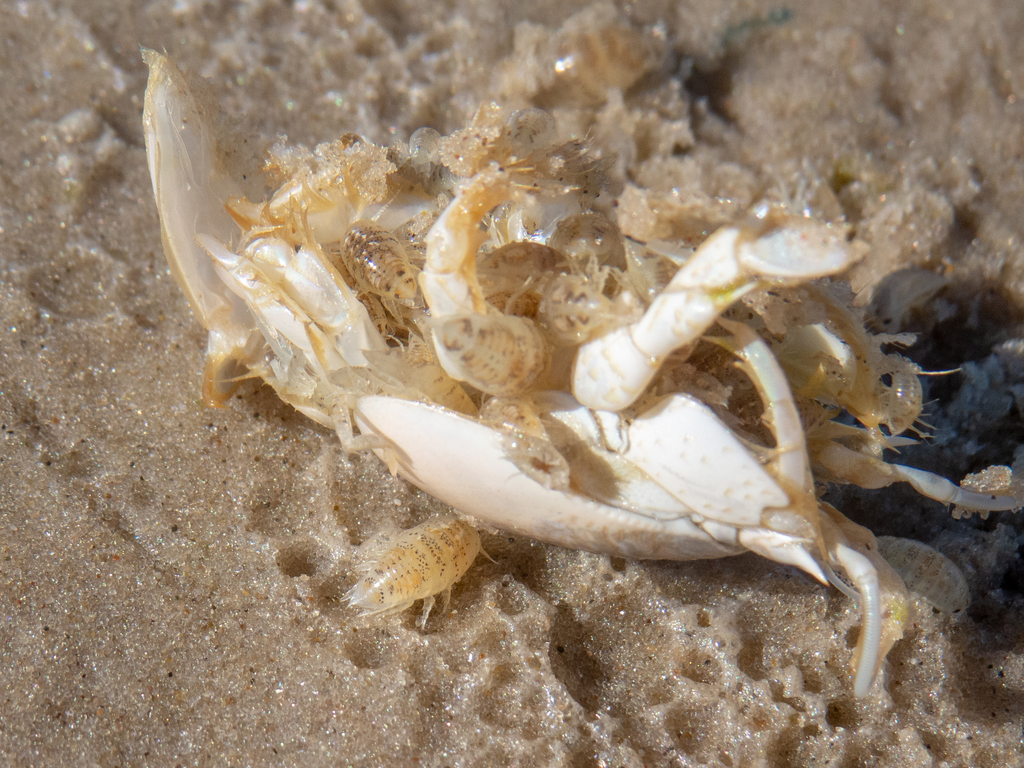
xmin=142 ymin=49 xmax=1020 ymax=698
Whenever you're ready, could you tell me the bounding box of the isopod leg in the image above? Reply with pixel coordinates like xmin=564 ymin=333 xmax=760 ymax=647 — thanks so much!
xmin=330 ymin=406 xmax=398 ymax=470
xmin=417 ymin=595 xmax=436 ymax=630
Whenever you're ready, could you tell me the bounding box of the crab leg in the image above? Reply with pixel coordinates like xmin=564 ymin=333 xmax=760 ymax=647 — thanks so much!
xmin=830 ymin=537 xmax=881 ymax=696
xmin=714 ymin=319 xmax=813 ymax=496
xmin=815 ymin=443 xmax=1020 ymax=513
xmin=197 ymin=234 xmax=388 ymax=372
xmin=818 ymin=505 xmax=913 ymax=696
xmin=421 ymin=167 xmax=514 ymax=317
xmin=421 ymin=168 xmax=549 ymax=396
xmin=893 ymin=465 xmax=1019 ymax=510
xmin=572 ymin=217 xmax=856 ymax=411
xmin=713 ymin=321 xmax=910 ymax=696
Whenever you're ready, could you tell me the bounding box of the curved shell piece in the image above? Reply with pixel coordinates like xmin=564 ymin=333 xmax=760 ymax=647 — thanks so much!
xmin=876 ymin=536 xmax=970 ymax=614
xmin=142 ymin=49 xmax=246 ymax=332
xmin=353 ymin=395 xmax=743 ymax=561
xmin=142 ymin=49 xmax=265 ymax=405
xmin=530 ymin=391 xmax=694 ymax=519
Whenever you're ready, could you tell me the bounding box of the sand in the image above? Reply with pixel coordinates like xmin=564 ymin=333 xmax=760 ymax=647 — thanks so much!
xmin=1 ymin=1 xmax=1022 ymax=766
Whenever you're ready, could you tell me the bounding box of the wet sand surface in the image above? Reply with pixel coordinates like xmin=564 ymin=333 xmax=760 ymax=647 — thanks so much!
xmin=2 ymin=2 xmax=1023 ymax=765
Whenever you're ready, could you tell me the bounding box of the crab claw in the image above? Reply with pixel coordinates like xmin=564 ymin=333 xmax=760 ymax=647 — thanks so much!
xmin=352 ymin=395 xmax=744 ymax=561
xmin=710 ymin=319 xmax=909 ymax=696
xmin=142 ymin=49 xmax=263 ymax=405
xmin=611 ymin=388 xmax=910 ymax=697
xmin=572 ymin=217 xmax=856 ymax=412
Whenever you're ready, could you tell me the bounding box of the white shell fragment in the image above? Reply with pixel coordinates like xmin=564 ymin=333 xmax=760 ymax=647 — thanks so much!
xmin=623 ymin=394 xmax=789 ymax=527
xmin=353 ymin=396 xmax=743 ymax=561
xmin=876 ymin=536 xmax=970 ymax=614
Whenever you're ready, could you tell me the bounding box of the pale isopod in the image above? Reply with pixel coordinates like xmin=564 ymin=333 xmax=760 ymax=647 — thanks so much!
xmin=877 ymin=360 xmax=924 ymax=436
xmin=507 ymin=107 xmax=557 ymax=152
xmin=479 ymin=396 xmax=571 ymax=490
xmin=477 ymin=241 xmax=564 ymax=293
xmin=408 ymin=126 xmax=442 ymax=171
xmin=548 ymin=212 xmax=626 ymax=269
xmin=433 ymin=313 xmax=549 ymax=396
xmin=538 ymin=273 xmax=630 ymax=345
xmin=339 ymin=220 xmax=418 ymax=305
xmin=345 ymin=518 xmax=482 ymax=628
xmin=876 ymin=536 xmax=970 ymax=614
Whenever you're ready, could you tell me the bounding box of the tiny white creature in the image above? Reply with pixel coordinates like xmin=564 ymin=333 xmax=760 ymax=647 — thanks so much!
xmin=142 ymin=50 xmax=1020 ymax=698
xmin=876 ymin=536 xmax=970 ymax=615
xmin=346 ymin=518 xmax=482 ymax=628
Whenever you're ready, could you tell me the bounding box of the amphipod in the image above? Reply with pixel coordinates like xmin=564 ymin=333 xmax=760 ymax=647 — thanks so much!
xmin=346 ymin=518 xmax=482 ymax=628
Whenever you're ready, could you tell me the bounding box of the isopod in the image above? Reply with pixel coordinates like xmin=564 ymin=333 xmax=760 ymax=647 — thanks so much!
xmin=479 ymin=396 xmax=571 ymax=490
xmin=876 ymin=536 xmax=970 ymax=614
xmin=339 ymin=220 xmax=419 ymax=305
xmin=408 ymin=126 xmax=442 ymax=172
xmin=548 ymin=212 xmax=626 ymax=269
xmin=538 ymin=273 xmax=637 ymax=345
xmin=346 ymin=517 xmax=482 ymax=628
xmin=433 ymin=313 xmax=549 ymax=396
xmin=507 ymin=107 xmax=557 ymax=152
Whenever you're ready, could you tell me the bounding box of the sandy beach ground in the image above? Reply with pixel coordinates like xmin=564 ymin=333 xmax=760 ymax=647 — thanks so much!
xmin=1 ymin=1 xmax=1023 ymax=765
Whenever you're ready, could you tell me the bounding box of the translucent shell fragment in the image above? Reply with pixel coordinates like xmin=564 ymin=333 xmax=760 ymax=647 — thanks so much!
xmin=141 ymin=50 xmax=261 ymax=405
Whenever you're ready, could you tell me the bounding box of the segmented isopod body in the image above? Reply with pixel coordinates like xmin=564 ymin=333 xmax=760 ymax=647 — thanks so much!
xmin=346 ymin=518 xmax=482 ymax=628
xmin=548 ymin=212 xmax=626 ymax=269
xmin=539 ymin=273 xmax=621 ymax=345
xmin=507 ymin=107 xmax=557 ymax=152
xmin=408 ymin=126 xmax=442 ymax=171
xmin=876 ymin=363 xmax=924 ymax=436
xmin=340 ymin=220 xmax=418 ymax=305
xmin=477 ymin=241 xmax=564 ymax=292
xmin=479 ymin=396 xmax=571 ymax=490
xmin=433 ymin=313 xmax=548 ymax=396
xmin=876 ymin=536 xmax=970 ymax=614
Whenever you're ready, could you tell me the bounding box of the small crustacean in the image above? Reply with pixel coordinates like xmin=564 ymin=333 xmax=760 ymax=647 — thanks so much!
xmin=338 ymin=220 xmax=419 ymax=306
xmin=142 ymin=50 xmax=1021 ymax=697
xmin=876 ymin=536 xmax=970 ymax=615
xmin=346 ymin=517 xmax=482 ymax=628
